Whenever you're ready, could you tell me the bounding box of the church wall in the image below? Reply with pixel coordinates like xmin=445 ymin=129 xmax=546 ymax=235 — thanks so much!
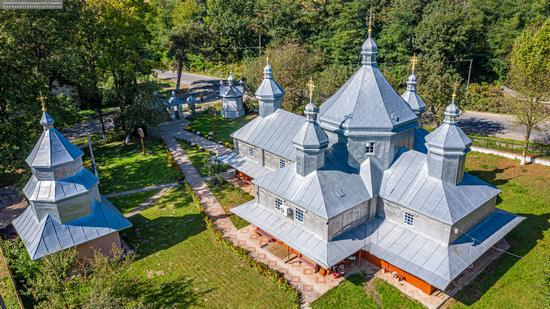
xmin=76 ymin=232 xmax=122 ymax=260
xmin=257 ymin=186 xmax=328 ymax=240
xmin=236 ymin=140 xmax=263 ymax=165
xmin=390 ymin=128 xmax=415 ymax=153
xmin=379 ymin=199 xmax=452 ymax=243
xmin=347 ymin=135 xmax=392 ymax=169
xmin=57 ymin=191 xmax=93 ymax=223
xmin=450 ymin=196 xmax=496 ymax=243
xmin=328 ymin=202 xmax=370 ymax=240
xmin=264 ymin=151 xmax=291 ymax=170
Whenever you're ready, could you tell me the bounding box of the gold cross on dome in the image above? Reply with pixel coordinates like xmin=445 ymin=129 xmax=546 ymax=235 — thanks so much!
xmin=38 ymin=91 xmax=47 ymax=112
xmin=452 ymin=81 xmax=460 ymax=99
xmin=368 ymin=9 xmax=373 ymax=34
xmin=411 ymin=54 xmax=418 ymax=73
xmin=307 ymin=79 xmax=315 ymax=99
xmin=266 ymin=56 xmax=269 ymax=66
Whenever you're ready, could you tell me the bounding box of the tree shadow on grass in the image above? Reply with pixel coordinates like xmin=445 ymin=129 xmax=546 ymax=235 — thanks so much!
xmin=452 ymin=212 xmax=550 ymax=306
xmin=126 ymin=276 xmax=212 ymax=308
xmin=122 ymin=212 xmax=205 ymax=260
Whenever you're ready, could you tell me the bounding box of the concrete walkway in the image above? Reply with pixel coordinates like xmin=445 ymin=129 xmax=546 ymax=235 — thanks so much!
xmin=162 ymin=132 xmax=237 ymax=236
xmin=173 ymin=129 xmax=233 ymax=156
xmin=105 ymin=182 xmax=179 ymax=198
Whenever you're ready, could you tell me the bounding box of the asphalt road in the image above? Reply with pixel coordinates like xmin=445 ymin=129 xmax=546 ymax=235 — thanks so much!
xmin=155 ymin=70 xmax=223 ymax=103
xmin=459 ymin=111 xmax=549 ymax=143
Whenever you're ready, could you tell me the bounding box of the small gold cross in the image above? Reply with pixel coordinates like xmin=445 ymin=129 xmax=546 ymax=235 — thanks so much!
xmin=452 ymin=82 xmax=460 ymax=99
xmin=411 ymin=54 xmax=418 ymax=73
xmin=38 ymin=91 xmax=47 ymax=112
xmin=368 ymin=9 xmax=373 ymax=34
xmin=266 ymin=56 xmax=269 ymax=66
xmin=307 ymin=79 xmax=315 ymax=99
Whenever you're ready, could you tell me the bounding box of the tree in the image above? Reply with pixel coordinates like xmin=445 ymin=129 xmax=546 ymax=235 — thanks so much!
xmin=415 ymin=55 xmax=462 ymax=124
xmin=168 ymin=23 xmax=209 ymax=92
xmin=506 ymin=19 xmax=550 ymax=165
xmin=414 ymin=0 xmax=486 ymax=80
xmin=243 ymin=42 xmax=322 ymax=113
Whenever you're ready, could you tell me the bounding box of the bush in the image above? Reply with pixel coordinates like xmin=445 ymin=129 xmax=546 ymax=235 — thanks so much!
xmin=464 ymin=83 xmax=505 ymax=113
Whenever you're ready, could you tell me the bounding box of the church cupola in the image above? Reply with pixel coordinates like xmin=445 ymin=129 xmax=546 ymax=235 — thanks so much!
xmin=361 ymin=12 xmax=377 ymax=66
xmin=401 ymin=55 xmax=426 ymax=125
xmin=255 ymin=57 xmax=285 ymax=117
xmin=292 ymin=80 xmax=328 ymax=176
xmin=425 ymin=86 xmax=472 ymax=185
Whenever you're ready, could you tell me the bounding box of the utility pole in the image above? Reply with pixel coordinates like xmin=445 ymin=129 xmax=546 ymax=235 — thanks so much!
xmin=258 ymin=34 xmax=262 ymax=57
xmin=466 ymin=59 xmax=473 ymax=91
xmin=86 ymin=129 xmax=99 ymax=180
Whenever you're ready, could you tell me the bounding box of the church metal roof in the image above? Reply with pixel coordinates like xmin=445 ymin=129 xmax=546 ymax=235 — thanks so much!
xmin=217 ymin=152 xmax=274 ymax=179
xmin=401 ymin=73 xmax=426 ymax=114
xmin=231 ymin=109 xmax=304 ymax=161
xmin=380 ymin=150 xmax=501 ymax=224
xmin=255 ymin=64 xmax=285 ymax=99
xmin=252 ymin=147 xmax=372 ymax=219
xmin=318 ymin=51 xmax=417 ymax=132
xmin=232 ymin=200 xmax=369 ymax=268
xmin=365 ymin=210 xmax=523 ymax=291
xmin=25 ymin=127 xmax=84 ymax=168
xmin=23 ymin=169 xmax=98 ymax=202
xmin=13 ymin=197 xmax=132 ymax=260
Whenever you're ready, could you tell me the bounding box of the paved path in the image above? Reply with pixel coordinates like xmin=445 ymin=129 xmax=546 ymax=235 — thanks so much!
xmin=459 ymin=111 xmax=549 ymax=143
xmin=105 ymin=182 xmax=179 ymax=198
xmin=162 ymin=131 xmax=237 ymax=236
xmin=124 ymin=187 xmax=173 ymax=218
xmin=174 ymin=130 xmax=233 ymax=156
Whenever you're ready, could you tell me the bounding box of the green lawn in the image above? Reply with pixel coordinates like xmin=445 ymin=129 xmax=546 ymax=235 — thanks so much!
xmin=0 ymin=249 xmax=20 ymax=309
xmin=186 ymin=113 xmax=256 ymax=146
xmin=312 ymin=274 xmax=423 ymax=309
xmin=207 ymin=181 xmax=253 ymax=230
xmin=84 ymin=139 xmax=179 ymax=194
xmin=448 ymin=152 xmax=550 ymax=308
xmin=120 ymin=186 xmax=298 ymax=308
xmin=312 ymin=153 xmax=549 ymax=309
xmin=109 ymin=190 xmax=160 ymax=215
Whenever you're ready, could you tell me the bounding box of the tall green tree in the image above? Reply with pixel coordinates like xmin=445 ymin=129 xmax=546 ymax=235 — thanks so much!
xmin=507 ymin=19 xmax=550 ymax=165
xmin=414 ymin=0 xmax=485 ymax=79
xmin=244 ymin=42 xmax=322 ymax=113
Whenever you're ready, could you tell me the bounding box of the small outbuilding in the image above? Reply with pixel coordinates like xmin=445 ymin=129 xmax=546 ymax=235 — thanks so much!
xmin=12 ymin=108 xmax=132 ymax=260
xmin=220 ymin=71 xmax=245 ymax=119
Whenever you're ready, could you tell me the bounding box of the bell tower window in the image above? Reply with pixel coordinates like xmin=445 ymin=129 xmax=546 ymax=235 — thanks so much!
xmin=365 ymin=142 xmax=375 ymax=154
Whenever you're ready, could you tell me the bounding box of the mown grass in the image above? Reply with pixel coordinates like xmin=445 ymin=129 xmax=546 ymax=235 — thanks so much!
xmin=0 ymin=248 xmax=20 ymax=309
xmin=83 ymin=138 xmax=178 ymax=194
xmin=207 ymin=181 xmax=253 ymax=230
xmin=186 ymin=113 xmax=256 ymax=147
xmin=447 ymin=152 xmax=550 ymax=308
xmin=121 ymin=186 xmax=298 ymax=308
xmin=311 ymin=274 xmax=377 ymax=309
xmin=109 ymin=190 xmax=160 ymax=215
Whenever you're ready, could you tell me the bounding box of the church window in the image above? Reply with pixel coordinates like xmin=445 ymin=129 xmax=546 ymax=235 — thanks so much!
xmin=275 ymin=197 xmax=284 ymax=211
xmin=248 ymin=146 xmax=255 ymax=157
xmin=295 ymin=208 xmax=304 ymax=223
xmin=404 ymin=212 xmax=414 ymax=226
xmin=365 ymin=142 xmax=375 ymax=154
xmin=279 ymin=159 xmax=286 ymax=169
